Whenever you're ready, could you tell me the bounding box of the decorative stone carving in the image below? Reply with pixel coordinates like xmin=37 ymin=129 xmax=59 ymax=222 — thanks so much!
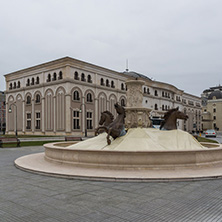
xmin=125 ymin=108 xmax=151 ymax=128
xmin=125 ymin=80 xmax=151 ymax=128
xmin=126 ymin=80 xmax=144 ymax=108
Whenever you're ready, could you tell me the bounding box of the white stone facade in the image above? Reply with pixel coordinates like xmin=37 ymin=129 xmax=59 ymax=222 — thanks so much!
xmin=4 ymin=57 xmax=202 ymax=136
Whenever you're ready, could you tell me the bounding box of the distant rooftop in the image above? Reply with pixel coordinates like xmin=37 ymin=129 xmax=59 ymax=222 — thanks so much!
xmin=122 ymin=71 xmax=152 ymax=81
xmin=208 ymin=90 xmax=222 ymax=100
xmin=203 ymin=85 xmax=222 ymax=94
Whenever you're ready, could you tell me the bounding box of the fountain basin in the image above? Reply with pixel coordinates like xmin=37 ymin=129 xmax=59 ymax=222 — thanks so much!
xmin=43 ymin=141 xmax=222 ymax=170
xmin=14 ymin=129 xmax=222 ymax=182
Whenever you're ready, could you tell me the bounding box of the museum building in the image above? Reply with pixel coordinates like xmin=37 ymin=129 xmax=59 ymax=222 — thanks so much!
xmin=0 ymin=91 xmax=6 ymax=132
xmin=4 ymin=57 xmax=202 ymax=136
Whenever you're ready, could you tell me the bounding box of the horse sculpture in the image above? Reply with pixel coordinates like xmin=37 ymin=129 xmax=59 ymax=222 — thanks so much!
xmin=95 ymin=103 xmax=126 ymax=145
xmin=160 ymin=107 xmax=188 ymax=130
xmin=95 ymin=111 xmax=114 ymax=135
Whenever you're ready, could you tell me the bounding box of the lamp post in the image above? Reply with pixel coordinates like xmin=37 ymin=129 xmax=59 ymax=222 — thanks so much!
xmin=79 ymin=103 xmax=87 ymax=137
xmin=8 ymin=103 xmax=17 ymax=137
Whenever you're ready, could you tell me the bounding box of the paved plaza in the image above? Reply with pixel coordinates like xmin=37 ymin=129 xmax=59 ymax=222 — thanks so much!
xmin=1 ymin=146 xmax=222 ymax=222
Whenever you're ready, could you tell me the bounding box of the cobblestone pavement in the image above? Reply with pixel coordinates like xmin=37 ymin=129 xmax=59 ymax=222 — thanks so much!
xmin=1 ymin=146 xmax=222 ymax=222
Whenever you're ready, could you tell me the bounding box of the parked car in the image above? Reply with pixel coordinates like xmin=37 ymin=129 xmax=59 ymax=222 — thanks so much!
xmin=205 ymin=129 xmax=217 ymax=137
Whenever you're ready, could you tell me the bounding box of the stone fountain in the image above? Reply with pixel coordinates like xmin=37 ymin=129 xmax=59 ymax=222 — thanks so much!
xmin=15 ymin=80 xmax=222 ymax=181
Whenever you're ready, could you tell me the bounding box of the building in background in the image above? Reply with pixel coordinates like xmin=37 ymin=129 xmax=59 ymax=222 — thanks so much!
xmin=4 ymin=57 xmax=202 ymax=136
xmin=0 ymin=91 xmax=6 ymax=132
xmin=201 ymin=85 xmax=222 ymax=131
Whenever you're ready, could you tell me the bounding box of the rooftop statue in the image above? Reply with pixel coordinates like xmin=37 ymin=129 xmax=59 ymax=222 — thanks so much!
xmin=160 ymin=107 xmax=188 ymax=130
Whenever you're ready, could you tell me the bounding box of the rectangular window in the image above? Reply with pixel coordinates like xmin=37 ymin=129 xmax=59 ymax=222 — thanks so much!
xmin=26 ymin=113 xmax=31 ymax=130
xmin=213 ymin=108 xmax=216 ymax=113
xmin=86 ymin=111 xmax=93 ymax=129
xmin=36 ymin=112 xmax=41 ymax=129
xmin=73 ymin=111 xmax=80 ymax=129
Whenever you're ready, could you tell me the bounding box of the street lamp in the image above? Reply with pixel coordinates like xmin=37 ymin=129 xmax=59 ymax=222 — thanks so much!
xmin=8 ymin=103 xmax=17 ymax=137
xmin=79 ymin=103 xmax=87 ymax=137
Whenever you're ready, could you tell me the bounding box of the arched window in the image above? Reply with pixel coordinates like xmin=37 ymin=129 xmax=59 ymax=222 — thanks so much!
xmin=59 ymin=71 xmax=63 ymax=80
xmin=100 ymin=78 xmax=104 ymax=86
xmin=53 ymin=72 xmax=57 ymax=81
xmin=165 ymin=105 xmax=167 ymax=110
xmin=155 ymin=90 xmax=158 ymax=96
xmin=13 ymin=82 xmax=16 ymax=89
xmin=26 ymin=96 xmax=31 ymax=105
xmin=9 ymin=83 xmax=12 ymax=89
xmin=106 ymin=79 xmax=110 ymax=87
xmin=36 ymin=77 xmax=40 ymax=84
xmin=162 ymin=105 xmax=165 ymax=110
xmin=73 ymin=91 xmax=80 ymax=101
xmin=26 ymin=79 xmax=30 ymax=86
xmin=87 ymin=75 xmax=92 ymax=83
xmin=155 ymin=104 xmax=158 ymax=110
xmin=31 ymin=78 xmax=35 ymax=85
xmin=74 ymin=71 xmax=79 ymax=80
xmin=81 ymin=73 xmax=86 ymax=81
xmin=35 ymin=94 xmax=41 ymax=103
xmin=111 ymin=81 xmax=115 ymax=88
xmin=144 ymin=88 xmax=146 ymax=93
xmin=121 ymin=83 xmax=125 ymax=90
xmin=47 ymin=74 xmax=51 ymax=82
xmin=147 ymin=88 xmax=150 ymax=94
xmin=17 ymin=81 xmax=20 ymax=88
xmin=162 ymin=92 xmax=164 ymax=97
xmin=121 ymin=99 xmax=126 ymax=107
xmin=86 ymin=93 xmax=93 ymax=102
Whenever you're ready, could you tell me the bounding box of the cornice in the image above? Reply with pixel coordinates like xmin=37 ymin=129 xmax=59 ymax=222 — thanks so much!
xmin=146 ymin=80 xmax=183 ymax=94
xmin=4 ymin=56 xmax=128 ymax=81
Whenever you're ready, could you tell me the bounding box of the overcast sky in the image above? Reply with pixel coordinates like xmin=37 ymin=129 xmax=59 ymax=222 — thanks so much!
xmin=0 ymin=0 xmax=222 ymax=96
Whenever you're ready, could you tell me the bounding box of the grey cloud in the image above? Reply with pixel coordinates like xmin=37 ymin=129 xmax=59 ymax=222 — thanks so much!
xmin=1 ymin=0 xmax=222 ymax=96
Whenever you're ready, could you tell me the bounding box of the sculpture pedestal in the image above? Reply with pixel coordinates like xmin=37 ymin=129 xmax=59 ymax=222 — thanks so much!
xmin=125 ymin=79 xmax=151 ymax=128
xmin=125 ymin=107 xmax=152 ymax=128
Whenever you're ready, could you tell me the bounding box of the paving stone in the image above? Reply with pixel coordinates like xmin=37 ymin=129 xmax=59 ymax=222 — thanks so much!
xmin=1 ymin=146 xmax=222 ymax=221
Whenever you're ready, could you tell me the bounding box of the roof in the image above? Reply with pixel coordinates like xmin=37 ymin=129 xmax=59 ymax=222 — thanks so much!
xmin=122 ymin=71 xmax=152 ymax=81
xmin=208 ymin=91 xmax=222 ymax=100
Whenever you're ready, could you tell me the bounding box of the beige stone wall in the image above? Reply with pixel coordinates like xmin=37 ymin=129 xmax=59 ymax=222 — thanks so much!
xmin=5 ymin=57 xmax=202 ymax=135
xmin=203 ymin=99 xmax=222 ymax=130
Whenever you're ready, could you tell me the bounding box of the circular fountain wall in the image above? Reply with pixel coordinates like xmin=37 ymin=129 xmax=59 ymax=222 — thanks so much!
xmin=15 ymin=128 xmax=222 ymax=181
xmin=14 ymin=79 xmax=222 ymax=181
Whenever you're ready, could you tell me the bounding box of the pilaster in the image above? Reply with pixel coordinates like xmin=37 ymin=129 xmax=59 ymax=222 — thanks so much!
xmin=42 ymin=97 xmax=45 ymax=133
xmin=32 ymin=99 xmax=34 ymax=133
xmin=22 ymin=100 xmax=25 ymax=132
xmin=65 ymin=94 xmax=71 ymax=133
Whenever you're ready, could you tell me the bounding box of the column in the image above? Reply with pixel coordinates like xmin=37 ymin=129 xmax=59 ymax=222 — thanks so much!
xmin=53 ymin=96 xmax=56 ymax=133
xmin=22 ymin=100 xmax=25 ymax=133
xmin=42 ymin=98 xmax=45 ymax=133
xmin=94 ymin=98 xmax=98 ymax=128
xmin=6 ymin=102 xmax=8 ymax=133
xmin=107 ymin=100 xmax=110 ymax=111
xmin=65 ymin=94 xmax=71 ymax=133
xmin=32 ymin=99 xmax=35 ymax=133
xmin=82 ymin=97 xmax=85 ymax=135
